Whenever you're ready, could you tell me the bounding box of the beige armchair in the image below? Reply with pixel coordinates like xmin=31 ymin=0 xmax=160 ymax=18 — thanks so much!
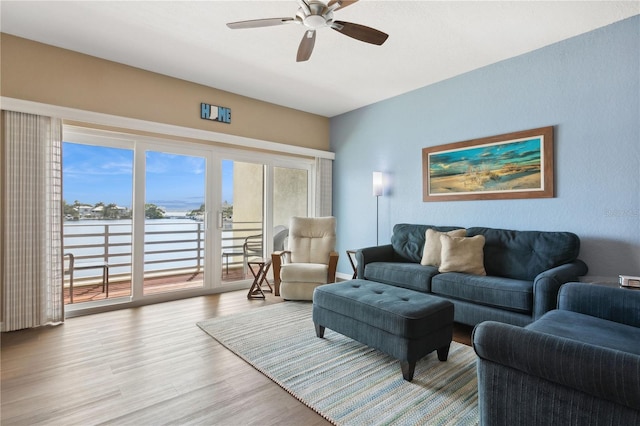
xmin=272 ymin=216 xmax=338 ymax=301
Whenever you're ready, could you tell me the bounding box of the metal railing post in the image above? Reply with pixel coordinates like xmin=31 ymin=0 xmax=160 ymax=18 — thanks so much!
xmin=196 ymin=222 xmax=202 ymax=273
xmin=103 ymin=224 xmax=110 ymax=265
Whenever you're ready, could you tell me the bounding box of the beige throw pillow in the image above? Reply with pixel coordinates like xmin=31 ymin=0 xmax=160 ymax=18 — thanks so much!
xmin=439 ymin=234 xmax=487 ymax=275
xmin=420 ymin=228 xmax=467 ymax=267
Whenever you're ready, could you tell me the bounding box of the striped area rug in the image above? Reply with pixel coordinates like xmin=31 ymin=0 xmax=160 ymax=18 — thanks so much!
xmin=197 ymin=302 xmax=478 ymax=426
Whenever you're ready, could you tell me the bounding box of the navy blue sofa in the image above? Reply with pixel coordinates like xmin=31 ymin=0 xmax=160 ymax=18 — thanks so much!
xmin=473 ymin=283 xmax=640 ymax=425
xmin=355 ymin=224 xmax=588 ymax=326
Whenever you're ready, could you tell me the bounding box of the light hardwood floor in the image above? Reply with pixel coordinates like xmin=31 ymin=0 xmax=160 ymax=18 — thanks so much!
xmin=1 ymin=290 xmax=473 ymax=425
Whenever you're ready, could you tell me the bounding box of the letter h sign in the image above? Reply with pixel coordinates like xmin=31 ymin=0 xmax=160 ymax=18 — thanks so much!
xmin=201 ymin=103 xmax=231 ymax=124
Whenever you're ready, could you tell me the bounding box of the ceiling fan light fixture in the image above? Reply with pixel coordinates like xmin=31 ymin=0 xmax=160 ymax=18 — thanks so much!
xmin=303 ymin=14 xmax=326 ymax=29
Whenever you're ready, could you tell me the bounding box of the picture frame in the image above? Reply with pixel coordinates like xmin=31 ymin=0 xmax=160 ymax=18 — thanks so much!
xmin=422 ymin=126 xmax=554 ymax=202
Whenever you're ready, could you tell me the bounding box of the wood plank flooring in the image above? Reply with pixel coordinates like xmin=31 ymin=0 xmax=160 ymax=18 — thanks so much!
xmin=1 ymin=290 xmax=473 ymax=425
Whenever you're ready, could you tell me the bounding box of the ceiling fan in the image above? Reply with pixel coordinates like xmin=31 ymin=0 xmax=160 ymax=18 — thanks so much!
xmin=226 ymin=0 xmax=389 ymax=62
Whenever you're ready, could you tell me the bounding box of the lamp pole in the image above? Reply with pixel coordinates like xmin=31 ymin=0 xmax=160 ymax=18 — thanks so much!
xmin=376 ymin=193 xmax=380 ymax=246
xmin=373 ymin=171 xmax=383 ymax=246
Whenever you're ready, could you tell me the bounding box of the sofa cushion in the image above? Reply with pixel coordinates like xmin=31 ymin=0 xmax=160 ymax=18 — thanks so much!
xmin=420 ymin=228 xmax=467 ymax=266
xmin=527 ymin=310 xmax=640 ymax=356
xmin=466 ymin=227 xmax=581 ymax=281
xmin=391 ymin=224 xmax=463 ymax=263
xmin=438 ymin=234 xmax=486 ymax=275
xmin=432 ymin=273 xmax=532 ymax=313
xmin=364 ymin=262 xmax=438 ymax=293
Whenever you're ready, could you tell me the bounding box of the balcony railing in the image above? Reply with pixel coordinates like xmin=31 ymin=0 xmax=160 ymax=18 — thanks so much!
xmin=63 ymin=219 xmax=263 ymax=292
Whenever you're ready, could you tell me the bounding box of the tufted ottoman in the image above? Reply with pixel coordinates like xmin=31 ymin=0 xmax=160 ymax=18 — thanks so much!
xmin=312 ymin=279 xmax=454 ymax=381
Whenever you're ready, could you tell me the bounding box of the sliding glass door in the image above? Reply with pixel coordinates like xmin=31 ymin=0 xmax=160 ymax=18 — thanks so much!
xmin=63 ymin=126 xmax=317 ymax=309
xmin=219 ymin=161 xmax=311 ymax=283
xmin=62 ymin=142 xmax=134 ymax=304
xmin=220 ymin=159 xmax=265 ymax=283
xmin=143 ymin=150 xmax=207 ymax=295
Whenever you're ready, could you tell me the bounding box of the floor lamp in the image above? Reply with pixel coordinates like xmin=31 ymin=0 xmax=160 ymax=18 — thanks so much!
xmin=373 ymin=172 xmax=383 ymax=245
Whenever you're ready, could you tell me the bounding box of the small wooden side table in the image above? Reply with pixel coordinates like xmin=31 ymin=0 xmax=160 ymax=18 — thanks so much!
xmin=346 ymin=250 xmax=357 ymax=279
xmin=247 ymin=258 xmax=272 ymax=299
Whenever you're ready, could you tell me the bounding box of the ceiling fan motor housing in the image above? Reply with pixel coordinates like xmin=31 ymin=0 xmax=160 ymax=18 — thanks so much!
xmin=297 ymin=1 xmax=334 ymax=29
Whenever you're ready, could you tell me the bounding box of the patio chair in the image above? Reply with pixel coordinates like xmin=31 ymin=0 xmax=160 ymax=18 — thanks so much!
xmin=64 ymin=252 xmax=109 ymax=303
xmin=243 ymin=233 xmax=263 ymax=275
xmin=242 ymin=225 xmax=289 ymax=276
xmin=273 ymin=225 xmax=289 ymax=251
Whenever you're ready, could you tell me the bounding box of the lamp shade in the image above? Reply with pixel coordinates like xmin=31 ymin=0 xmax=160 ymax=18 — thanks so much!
xmin=372 ymin=172 xmax=383 ymax=196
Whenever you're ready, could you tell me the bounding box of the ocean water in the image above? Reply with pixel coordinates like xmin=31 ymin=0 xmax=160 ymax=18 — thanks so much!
xmin=64 ymin=218 xmax=240 ymax=279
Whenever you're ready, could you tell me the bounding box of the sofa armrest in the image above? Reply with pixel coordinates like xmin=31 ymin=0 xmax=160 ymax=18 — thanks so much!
xmin=355 ymin=244 xmax=395 ymax=279
xmin=473 ymin=321 xmax=640 ymax=412
xmin=532 ymin=260 xmax=588 ymax=320
xmin=558 ymin=282 xmax=640 ymax=327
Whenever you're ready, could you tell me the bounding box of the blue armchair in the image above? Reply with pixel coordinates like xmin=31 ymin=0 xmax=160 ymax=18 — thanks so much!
xmin=473 ymin=283 xmax=640 ymax=425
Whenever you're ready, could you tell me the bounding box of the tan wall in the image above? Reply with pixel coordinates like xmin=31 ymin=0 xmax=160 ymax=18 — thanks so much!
xmin=0 ymin=34 xmax=330 ymax=150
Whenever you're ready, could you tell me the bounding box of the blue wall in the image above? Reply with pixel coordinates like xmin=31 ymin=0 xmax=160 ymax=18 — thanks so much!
xmin=330 ymin=16 xmax=639 ymax=282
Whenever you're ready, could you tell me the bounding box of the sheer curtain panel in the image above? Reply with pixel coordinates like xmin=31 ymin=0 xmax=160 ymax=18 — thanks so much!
xmin=315 ymin=157 xmax=333 ymax=217
xmin=1 ymin=111 xmax=64 ymax=331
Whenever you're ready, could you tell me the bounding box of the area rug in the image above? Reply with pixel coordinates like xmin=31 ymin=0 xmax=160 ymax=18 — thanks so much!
xmin=197 ymin=302 xmax=479 ymax=426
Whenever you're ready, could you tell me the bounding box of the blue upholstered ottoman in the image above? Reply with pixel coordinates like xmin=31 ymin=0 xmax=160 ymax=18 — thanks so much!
xmin=312 ymin=279 xmax=454 ymax=381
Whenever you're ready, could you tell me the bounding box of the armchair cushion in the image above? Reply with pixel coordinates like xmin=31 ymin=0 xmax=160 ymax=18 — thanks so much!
xmin=288 ymin=216 xmax=336 ymax=264
xmin=558 ymin=282 xmax=640 ymax=327
xmin=281 ymin=263 xmax=329 ymax=284
xmin=528 ymin=309 xmax=640 ymax=355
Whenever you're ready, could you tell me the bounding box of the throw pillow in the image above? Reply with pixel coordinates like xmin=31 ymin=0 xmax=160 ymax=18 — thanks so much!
xmin=420 ymin=228 xmax=467 ymax=267
xmin=439 ymin=234 xmax=487 ymax=275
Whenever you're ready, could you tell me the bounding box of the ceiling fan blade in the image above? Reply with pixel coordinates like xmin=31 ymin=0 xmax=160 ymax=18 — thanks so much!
xmin=297 ymin=0 xmax=312 ymax=15
xmin=327 ymin=0 xmax=359 ymax=11
xmin=227 ymin=17 xmax=295 ymax=29
xmin=331 ymin=21 xmax=388 ymax=45
xmin=297 ymin=30 xmax=316 ymax=62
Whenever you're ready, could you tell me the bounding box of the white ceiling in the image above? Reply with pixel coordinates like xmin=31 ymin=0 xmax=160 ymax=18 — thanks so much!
xmin=1 ymin=1 xmax=638 ymax=117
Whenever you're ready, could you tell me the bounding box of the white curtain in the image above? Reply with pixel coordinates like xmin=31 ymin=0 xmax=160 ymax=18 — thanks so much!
xmin=1 ymin=110 xmax=64 ymax=331
xmin=315 ymin=157 xmax=333 ymax=217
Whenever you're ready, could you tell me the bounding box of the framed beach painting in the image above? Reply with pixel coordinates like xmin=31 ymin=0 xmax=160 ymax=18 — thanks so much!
xmin=422 ymin=126 xmax=554 ymax=202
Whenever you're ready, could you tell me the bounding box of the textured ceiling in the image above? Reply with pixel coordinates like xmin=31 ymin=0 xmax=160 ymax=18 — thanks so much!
xmin=1 ymin=1 xmax=638 ymax=117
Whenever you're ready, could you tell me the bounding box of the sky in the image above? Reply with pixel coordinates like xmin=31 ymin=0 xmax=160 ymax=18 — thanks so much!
xmin=63 ymin=142 xmax=234 ymax=211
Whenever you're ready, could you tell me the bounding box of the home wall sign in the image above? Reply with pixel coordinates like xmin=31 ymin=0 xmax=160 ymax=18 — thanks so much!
xmin=201 ymin=102 xmax=231 ymax=124
xmin=422 ymin=126 xmax=554 ymax=202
